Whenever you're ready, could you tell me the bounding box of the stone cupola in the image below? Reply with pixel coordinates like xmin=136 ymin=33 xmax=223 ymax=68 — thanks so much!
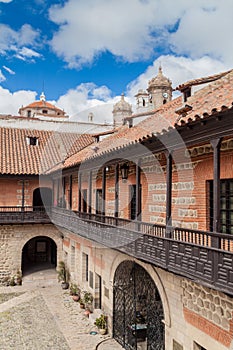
xmin=112 ymin=93 xmax=132 ymax=128
xmin=147 ymin=66 xmax=172 ymax=110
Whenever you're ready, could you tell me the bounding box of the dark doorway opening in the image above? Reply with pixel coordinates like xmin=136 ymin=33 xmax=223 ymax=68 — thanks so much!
xmin=22 ymin=236 xmax=57 ymax=275
xmin=113 ymin=261 xmax=165 ymax=350
xmin=208 ymin=179 xmax=233 ymax=234
xmin=129 ymin=185 xmax=141 ymax=220
xmin=33 ymin=187 xmax=52 ymax=209
xmin=82 ymin=189 xmax=87 ymax=213
xmin=96 ymin=189 xmax=103 ymax=215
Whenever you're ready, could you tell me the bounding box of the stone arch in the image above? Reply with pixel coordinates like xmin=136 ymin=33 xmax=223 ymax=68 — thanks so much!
xmin=109 ymin=254 xmax=171 ymax=328
xmin=113 ymin=259 xmax=167 ymax=349
xmin=21 ymin=235 xmax=57 ymax=274
xmin=14 ymin=225 xmax=63 ymax=275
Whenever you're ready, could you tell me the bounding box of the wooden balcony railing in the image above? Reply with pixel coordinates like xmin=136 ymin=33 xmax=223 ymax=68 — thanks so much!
xmin=51 ymin=207 xmax=233 ymax=296
xmin=1 ymin=205 xmax=233 ymax=295
xmin=0 ymin=206 xmax=51 ymax=224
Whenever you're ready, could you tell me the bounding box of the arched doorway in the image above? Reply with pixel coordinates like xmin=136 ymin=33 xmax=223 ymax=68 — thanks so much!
xmin=113 ymin=261 xmax=165 ymax=350
xmin=33 ymin=187 xmax=52 ymax=209
xmin=22 ymin=236 xmax=57 ymax=274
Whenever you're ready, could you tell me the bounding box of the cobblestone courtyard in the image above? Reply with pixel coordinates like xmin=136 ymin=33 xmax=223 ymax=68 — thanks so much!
xmin=0 ymin=268 xmax=122 ymax=350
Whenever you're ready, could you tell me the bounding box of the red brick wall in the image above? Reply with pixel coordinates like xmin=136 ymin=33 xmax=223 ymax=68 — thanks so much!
xmin=184 ymin=307 xmax=233 ymax=347
xmin=0 ymin=177 xmax=52 ymax=207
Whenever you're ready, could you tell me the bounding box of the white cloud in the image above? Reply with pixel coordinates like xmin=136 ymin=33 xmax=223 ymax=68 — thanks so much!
xmin=56 ymin=83 xmax=115 ymax=123
xmin=48 ymin=0 xmax=233 ymax=69
xmin=3 ymin=65 xmax=15 ymax=74
xmin=0 ymin=70 xmax=6 ymax=82
xmin=0 ymin=23 xmax=41 ymax=61
xmin=0 ymin=87 xmax=37 ymax=115
xmin=0 ymin=0 xmax=12 ymax=2
xmin=169 ymin=1 xmax=233 ymax=66
xmin=48 ymin=0 xmax=186 ymax=67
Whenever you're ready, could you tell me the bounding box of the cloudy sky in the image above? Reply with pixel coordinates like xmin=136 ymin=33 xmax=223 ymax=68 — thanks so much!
xmin=0 ymin=0 xmax=232 ymax=123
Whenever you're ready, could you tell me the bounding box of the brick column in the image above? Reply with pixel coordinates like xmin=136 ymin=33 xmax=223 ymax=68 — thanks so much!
xmin=21 ymin=179 xmax=25 ymax=210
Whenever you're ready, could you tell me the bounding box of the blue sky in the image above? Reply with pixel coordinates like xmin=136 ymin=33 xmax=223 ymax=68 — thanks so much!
xmin=0 ymin=0 xmax=232 ymax=123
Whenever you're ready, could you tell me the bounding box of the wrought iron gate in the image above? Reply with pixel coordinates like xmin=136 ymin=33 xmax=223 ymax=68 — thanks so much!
xmin=113 ymin=261 xmax=164 ymax=350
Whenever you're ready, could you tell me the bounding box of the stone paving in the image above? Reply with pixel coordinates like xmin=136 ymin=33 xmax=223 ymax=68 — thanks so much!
xmin=0 ymin=268 xmax=123 ymax=350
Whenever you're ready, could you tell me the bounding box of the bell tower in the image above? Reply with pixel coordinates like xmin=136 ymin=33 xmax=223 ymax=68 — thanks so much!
xmin=112 ymin=93 xmax=132 ymax=128
xmin=147 ymin=66 xmax=172 ymax=110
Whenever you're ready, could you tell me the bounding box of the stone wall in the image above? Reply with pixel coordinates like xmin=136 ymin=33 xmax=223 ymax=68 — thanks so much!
xmin=60 ymin=230 xmax=233 ymax=349
xmin=182 ymin=279 xmax=233 ymax=348
xmin=0 ymin=224 xmax=63 ymax=283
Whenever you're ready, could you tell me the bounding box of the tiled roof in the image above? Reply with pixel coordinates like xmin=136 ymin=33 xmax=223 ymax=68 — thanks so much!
xmin=0 ymin=127 xmax=94 ymax=175
xmin=175 ymin=70 xmax=232 ymax=91
xmin=19 ymin=100 xmax=63 ymax=112
xmin=62 ymin=69 xmax=233 ymax=169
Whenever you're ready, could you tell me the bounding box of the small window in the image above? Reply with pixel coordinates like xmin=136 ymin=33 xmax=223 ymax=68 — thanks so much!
xmin=26 ymin=136 xmax=39 ymax=146
xmin=89 ymin=271 xmax=93 ymax=288
xmin=27 ymin=110 xmax=31 ymax=118
xmin=194 ymin=342 xmax=207 ymax=350
xmin=82 ymin=253 xmax=88 ymax=282
xmin=42 ymin=109 xmax=48 ymax=114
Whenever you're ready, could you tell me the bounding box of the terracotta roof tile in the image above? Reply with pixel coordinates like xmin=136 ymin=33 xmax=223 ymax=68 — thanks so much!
xmin=20 ymin=100 xmax=63 ymax=112
xmin=0 ymin=127 xmax=94 ymax=175
xmin=175 ymin=69 xmax=232 ymax=91
xmin=62 ymin=69 xmax=233 ymax=169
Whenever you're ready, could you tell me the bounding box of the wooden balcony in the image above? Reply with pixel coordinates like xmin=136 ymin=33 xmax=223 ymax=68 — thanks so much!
xmin=0 ymin=206 xmax=51 ymax=224
xmin=51 ymin=207 xmax=233 ymax=297
xmin=1 ymin=206 xmax=233 ymax=296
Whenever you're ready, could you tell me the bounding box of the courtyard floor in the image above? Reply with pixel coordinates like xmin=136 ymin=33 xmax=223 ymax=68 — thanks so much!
xmin=0 ymin=267 xmax=123 ymax=350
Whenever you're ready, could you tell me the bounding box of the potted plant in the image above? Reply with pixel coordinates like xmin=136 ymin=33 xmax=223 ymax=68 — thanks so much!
xmin=15 ymin=270 xmax=22 ymax=285
xmin=95 ymin=314 xmax=107 ymax=335
xmin=57 ymin=261 xmax=70 ymax=289
xmin=79 ymin=298 xmax=85 ymax=309
xmin=83 ymin=291 xmax=93 ymax=312
xmin=70 ymin=283 xmax=80 ymax=301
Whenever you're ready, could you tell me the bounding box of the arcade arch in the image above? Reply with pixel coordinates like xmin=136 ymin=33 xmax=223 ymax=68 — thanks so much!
xmin=113 ymin=260 xmax=165 ymax=349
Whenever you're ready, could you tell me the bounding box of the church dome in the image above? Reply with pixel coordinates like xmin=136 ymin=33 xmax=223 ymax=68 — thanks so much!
xmin=148 ymin=66 xmax=172 ymax=90
xmin=113 ymin=93 xmax=132 ymax=113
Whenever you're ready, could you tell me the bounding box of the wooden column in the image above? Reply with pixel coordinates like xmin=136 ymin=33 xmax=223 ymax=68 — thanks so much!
xmin=114 ymin=164 xmax=119 ymax=218
xmin=78 ymin=171 xmax=82 ymax=212
xmin=102 ymin=167 xmax=106 ymax=216
xmin=56 ymin=179 xmax=60 ymax=206
xmin=88 ymin=171 xmax=92 ymax=214
xmin=69 ymin=175 xmax=72 ymax=209
xmin=211 ymin=138 xmax=222 ymax=248
xmin=136 ymin=160 xmax=141 ymax=221
xmin=52 ymin=179 xmax=55 ymax=207
xmin=62 ymin=176 xmax=66 ymax=208
xmin=165 ymin=151 xmax=173 ymax=237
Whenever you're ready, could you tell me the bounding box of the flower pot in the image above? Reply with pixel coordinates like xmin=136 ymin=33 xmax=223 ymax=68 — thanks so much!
xmin=61 ymin=282 xmax=69 ymax=290
xmin=99 ymin=328 xmax=107 ymax=335
xmin=84 ymin=309 xmax=91 ymax=317
xmin=72 ymin=295 xmax=80 ymax=302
